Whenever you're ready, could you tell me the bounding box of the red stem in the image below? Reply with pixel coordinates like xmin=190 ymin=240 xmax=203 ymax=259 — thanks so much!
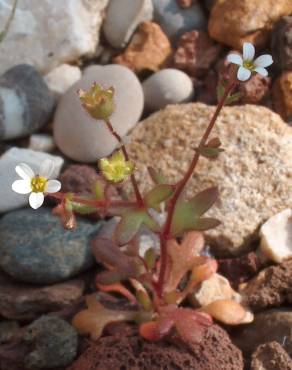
xmin=156 ymin=81 xmax=237 ymax=297
xmin=105 ymin=120 xmax=143 ymax=205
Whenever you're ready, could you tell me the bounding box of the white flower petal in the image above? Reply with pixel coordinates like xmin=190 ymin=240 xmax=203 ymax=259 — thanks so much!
xmin=15 ymin=163 xmax=34 ymax=180
xmin=45 ymin=180 xmax=61 ymax=193
xmin=227 ymin=53 xmax=243 ymax=66
xmin=254 ymin=54 xmax=273 ymax=68
xmin=242 ymin=42 xmax=255 ymax=61
xmin=39 ymin=159 xmax=55 ymax=179
xmin=237 ymin=66 xmax=252 ymax=81
xmin=29 ymin=192 xmax=44 ymax=209
xmin=12 ymin=180 xmax=31 ymax=194
xmin=254 ymin=67 xmax=268 ymax=77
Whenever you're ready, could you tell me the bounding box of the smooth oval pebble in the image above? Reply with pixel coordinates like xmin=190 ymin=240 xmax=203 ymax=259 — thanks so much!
xmin=103 ymin=0 xmax=153 ymax=48
xmin=152 ymin=0 xmax=207 ymax=40
xmin=0 ymin=208 xmax=103 ymax=284
xmin=143 ymin=68 xmax=194 ymax=111
xmin=54 ymin=64 xmax=144 ymax=162
xmin=0 ymin=64 xmax=55 ymax=140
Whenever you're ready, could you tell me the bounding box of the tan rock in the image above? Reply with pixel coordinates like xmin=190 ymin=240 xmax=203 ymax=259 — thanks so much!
xmin=208 ymin=0 xmax=292 ymax=50
xmin=272 ymin=72 xmax=292 ymax=122
xmin=127 ymin=103 xmax=292 ymax=256
xmin=113 ymin=21 xmax=172 ymax=73
xmin=260 ymin=209 xmax=292 ymax=264
xmin=190 ymin=273 xmax=242 ymax=307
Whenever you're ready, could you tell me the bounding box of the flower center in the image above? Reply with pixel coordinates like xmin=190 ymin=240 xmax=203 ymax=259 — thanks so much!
xmin=31 ymin=176 xmax=47 ymax=193
xmin=243 ymin=60 xmax=255 ymax=71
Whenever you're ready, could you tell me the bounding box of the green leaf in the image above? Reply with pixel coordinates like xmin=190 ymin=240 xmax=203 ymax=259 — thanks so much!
xmin=206 ymin=137 xmax=221 ymax=148
xmin=147 ymin=167 xmax=167 ymax=185
xmin=145 ymin=184 xmax=174 ymax=211
xmin=226 ymin=92 xmax=242 ymax=105
xmin=187 ymin=217 xmax=221 ymax=231
xmin=144 ymin=248 xmax=156 ymax=269
xmin=92 ymin=180 xmax=105 ymax=200
xmin=170 ymin=188 xmax=219 ymax=236
xmin=197 ymin=146 xmax=224 ymax=159
xmin=115 ymin=210 xmax=159 ymax=245
xmin=71 ymin=202 xmax=97 ymax=215
xmin=216 ymin=82 xmax=225 ymax=101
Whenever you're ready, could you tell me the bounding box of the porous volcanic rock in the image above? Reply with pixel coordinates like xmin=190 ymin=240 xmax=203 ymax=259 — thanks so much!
xmin=127 ymin=103 xmax=292 ymax=256
xmin=208 ymin=0 xmax=292 ymax=49
xmin=67 ymin=324 xmax=244 ymax=370
xmin=251 ymin=341 xmax=292 ymax=370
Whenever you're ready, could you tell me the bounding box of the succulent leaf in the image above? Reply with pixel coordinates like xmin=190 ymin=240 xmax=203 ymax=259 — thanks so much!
xmin=145 ymin=184 xmax=174 ymax=211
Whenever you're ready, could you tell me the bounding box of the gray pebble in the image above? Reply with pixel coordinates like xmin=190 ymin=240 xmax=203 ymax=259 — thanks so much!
xmin=143 ymin=68 xmax=194 ymax=111
xmin=0 ymin=64 xmax=55 ymax=140
xmin=103 ymin=0 xmax=153 ymax=48
xmin=152 ymin=0 xmax=207 ymax=40
xmin=24 ymin=315 xmax=78 ymax=369
xmin=0 ymin=208 xmax=104 ymax=284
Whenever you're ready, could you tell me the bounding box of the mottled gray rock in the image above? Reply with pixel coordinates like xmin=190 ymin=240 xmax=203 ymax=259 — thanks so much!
xmin=143 ymin=68 xmax=194 ymax=111
xmin=103 ymin=0 xmax=153 ymax=48
xmin=24 ymin=315 xmax=78 ymax=369
xmin=0 ymin=271 xmax=85 ymax=320
xmin=0 ymin=64 xmax=55 ymax=140
xmin=0 ymin=147 xmax=63 ymax=213
xmin=0 ymin=208 xmax=103 ymax=284
xmin=0 ymin=0 xmax=109 ymax=74
xmin=152 ymin=0 xmax=207 ymax=40
xmin=54 ymin=64 xmax=144 ymax=162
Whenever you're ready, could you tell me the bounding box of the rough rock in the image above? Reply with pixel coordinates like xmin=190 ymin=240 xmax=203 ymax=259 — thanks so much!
xmin=173 ymin=30 xmax=221 ymax=77
xmin=208 ymin=0 xmax=292 ymax=49
xmin=272 ymin=16 xmax=292 ymax=71
xmin=54 ymin=64 xmax=144 ymax=162
xmin=234 ymin=309 xmax=292 ymax=356
xmin=28 ymin=134 xmax=55 ymax=153
xmin=238 ymin=73 xmax=271 ymax=104
xmin=251 ymin=342 xmax=292 ymax=370
xmin=114 ymin=21 xmax=172 ymax=73
xmin=260 ymin=208 xmax=292 ymax=263
xmin=0 ymin=207 xmax=103 ymax=284
xmin=0 ymin=0 xmax=109 ymax=74
xmin=103 ymin=0 xmax=153 ymax=49
xmin=0 ymin=64 xmax=55 ymax=140
xmin=0 ymin=147 xmax=63 ymax=213
xmin=44 ymin=64 xmax=81 ymax=98
xmin=272 ymin=71 xmax=292 ymax=122
xmin=0 ymin=271 xmax=84 ymax=320
xmin=67 ymin=325 xmax=244 ymax=370
xmin=152 ymin=0 xmax=207 ymax=40
xmin=218 ymin=252 xmax=262 ymax=287
xmin=142 ymin=69 xmax=194 ymax=112
xmin=0 ymin=321 xmax=20 ymax=344
xmin=24 ymin=315 xmax=78 ymax=369
xmin=127 ymin=103 xmax=292 ymax=256
xmin=239 ymin=260 xmax=292 ymax=311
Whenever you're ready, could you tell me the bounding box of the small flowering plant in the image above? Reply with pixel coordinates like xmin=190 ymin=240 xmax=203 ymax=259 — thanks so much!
xmin=12 ymin=43 xmax=273 ymax=344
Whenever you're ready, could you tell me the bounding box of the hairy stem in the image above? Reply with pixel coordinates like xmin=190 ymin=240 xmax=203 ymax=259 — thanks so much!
xmin=157 ymin=81 xmax=237 ymax=297
xmin=105 ymin=120 xmax=143 ymax=205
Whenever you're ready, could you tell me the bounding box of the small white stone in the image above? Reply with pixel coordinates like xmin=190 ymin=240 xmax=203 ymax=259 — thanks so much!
xmin=190 ymin=273 xmax=242 ymax=307
xmin=0 ymin=0 xmax=109 ymax=74
xmin=29 ymin=134 xmax=56 ymax=152
xmin=0 ymin=148 xmax=63 ymax=213
xmin=103 ymin=0 xmax=153 ymax=48
xmin=54 ymin=64 xmax=144 ymax=162
xmin=44 ymin=64 xmax=81 ymax=98
xmin=260 ymin=208 xmax=292 ymax=263
xmin=142 ymin=68 xmax=194 ymax=112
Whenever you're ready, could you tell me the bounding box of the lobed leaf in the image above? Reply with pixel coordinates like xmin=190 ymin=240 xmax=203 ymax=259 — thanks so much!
xmin=145 ymin=184 xmax=174 ymax=211
xmin=71 ymin=201 xmax=98 ymax=215
xmin=147 ymin=167 xmax=167 ymax=185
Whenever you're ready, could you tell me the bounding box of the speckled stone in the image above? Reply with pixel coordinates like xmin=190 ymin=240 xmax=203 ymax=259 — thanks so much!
xmin=0 ymin=64 xmax=55 ymax=140
xmin=0 ymin=208 xmax=103 ymax=284
xmin=24 ymin=315 xmax=78 ymax=369
xmin=127 ymin=103 xmax=292 ymax=256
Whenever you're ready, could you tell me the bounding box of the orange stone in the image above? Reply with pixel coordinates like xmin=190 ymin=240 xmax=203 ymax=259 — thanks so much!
xmin=114 ymin=21 xmax=172 ymax=73
xmin=272 ymin=71 xmax=292 ymax=122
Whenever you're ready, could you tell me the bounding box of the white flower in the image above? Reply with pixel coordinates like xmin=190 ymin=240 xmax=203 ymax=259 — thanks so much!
xmin=12 ymin=159 xmax=61 ymax=209
xmin=227 ymin=42 xmax=273 ymax=82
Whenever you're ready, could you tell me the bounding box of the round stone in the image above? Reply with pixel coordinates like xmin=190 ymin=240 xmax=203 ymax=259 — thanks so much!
xmin=54 ymin=64 xmax=144 ymax=162
xmin=0 ymin=208 xmax=103 ymax=284
xmin=142 ymin=68 xmax=194 ymax=111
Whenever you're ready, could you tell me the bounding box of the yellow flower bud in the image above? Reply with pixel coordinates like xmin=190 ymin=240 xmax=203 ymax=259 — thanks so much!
xmin=99 ymin=150 xmax=134 ymax=183
xmin=78 ymin=83 xmax=115 ymax=120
